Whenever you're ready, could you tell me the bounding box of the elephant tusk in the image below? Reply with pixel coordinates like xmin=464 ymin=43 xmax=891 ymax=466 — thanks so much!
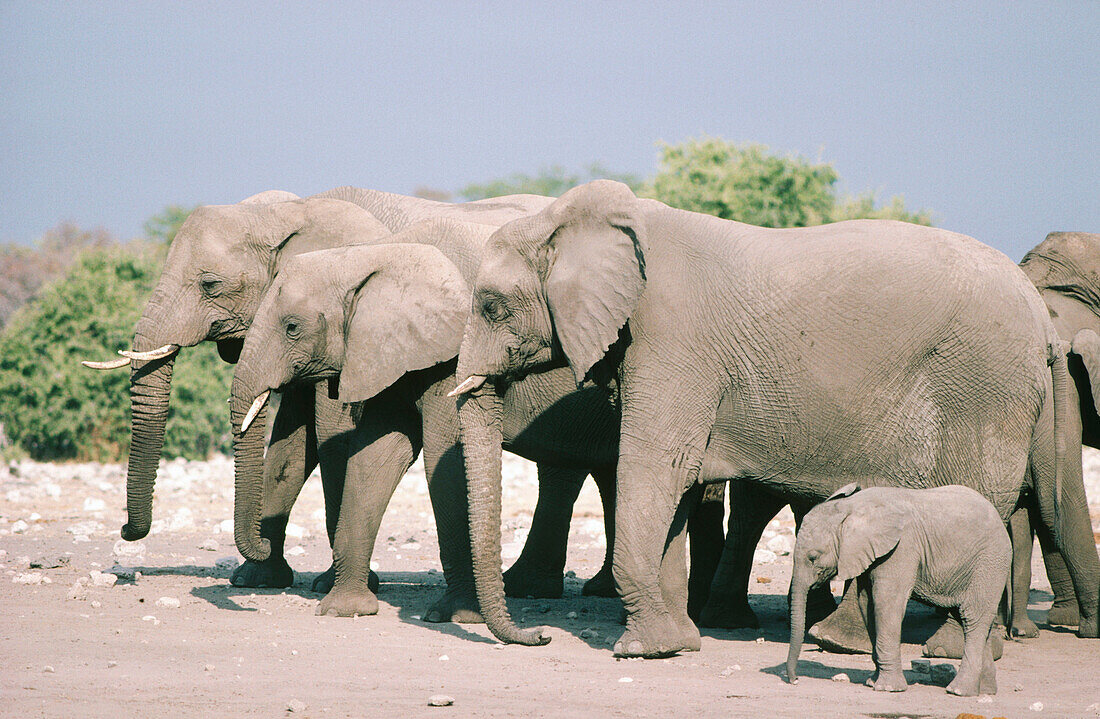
xmin=119 ymin=344 xmax=180 ymax=361
xmin=240 ymin=390 xmax=270 ymax=434
xmin=448 ymin=375 xmax=487 ymax=397
xmin=81 ymin=357 xmax=132 ymax=370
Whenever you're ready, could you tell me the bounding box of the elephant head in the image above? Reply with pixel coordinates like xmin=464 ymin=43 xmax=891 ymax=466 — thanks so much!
xmin=230 ymin=237 xmax=474 ymax=562
xmin=1020 ymin=232 xmax=1100 ymax=434
xmin=786 ymin=484 xmax=909 ymax=683
xmin=449 ymin=181 xmax=647 ymax=645
xmin=82 ymin=193 xmax=390 ymax=542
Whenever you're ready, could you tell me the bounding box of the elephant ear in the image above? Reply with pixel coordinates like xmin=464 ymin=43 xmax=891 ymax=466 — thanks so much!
xmin=541 ymin=181 xmax=647 ymax=385
xmin=836 ymin=501 xmax=907 ymax=582
xmin=239 ymin=190 xmax=300 ymax=205
xmin=339 ymin=244 xmax=469 ymax=404
xmin=826 ymin=483 xmax=861 ymax=501
xmin=1072 ymin=329 xmax=1100 ymax=411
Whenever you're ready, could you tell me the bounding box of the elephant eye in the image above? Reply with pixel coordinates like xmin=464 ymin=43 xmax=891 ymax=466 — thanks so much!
xmin=284 ymin=319 xmax=302 ymax=339
xmin=200 ymin=276 xmax=224 ymax=297
xmin=481 ymin=296 xmax=510 ymax=322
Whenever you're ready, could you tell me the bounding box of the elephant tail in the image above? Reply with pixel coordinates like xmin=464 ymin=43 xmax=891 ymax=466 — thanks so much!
xmin=1048 ymin=340 xmax=1070 ymax=539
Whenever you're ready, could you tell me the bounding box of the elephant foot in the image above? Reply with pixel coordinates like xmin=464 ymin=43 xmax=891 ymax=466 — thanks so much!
xmin=1046 ymin=599 xmax=1080 ymax=627
xmin=922 ymin=618 xmax=1003 ymax=661
xmin=503 ymin=561 xmax=563 ymax=599
xmin=866 ymin=671 xmax=908 ymax=692
xmin=1076 ymin=612 xmax=1098 ymax=638
xmin=809 ymin=606 xmax=872 ymax=655
xmin=230 ymin=557 xmax=294 ymax=588
xmin=582 ymin=565 xmax=617 ymax=598
xmin=422 ymin=587 xmax=484 ymax=624
xmin=1010 ymin=614 xmax=1039 ymax=638
xmin=613 ymin=611 xmax=697 ymax=658
xmin=697 ymin=595 xmax=759 ymax=629
xmin=316 ymin=585 xmax=378 ymax=617
xmin=311 ymin=565 xmax=379 ymax=594
xmin=946 ymin=671 xmax=990 ymax=697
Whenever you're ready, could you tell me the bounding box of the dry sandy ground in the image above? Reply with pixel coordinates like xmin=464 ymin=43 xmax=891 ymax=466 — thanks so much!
xmin=2 ymin=452 xmax=1100 ymax=719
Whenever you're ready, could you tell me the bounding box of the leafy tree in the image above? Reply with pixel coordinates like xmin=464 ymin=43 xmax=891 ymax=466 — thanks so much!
xmin=143 ymin=205 xmax=194 ymax=244
xmin=0 ymin=241 xmax=231 ymax=461
xmin=644 ymin=137 xmax=931 ymax=227
xmin=460 ymin=164 xmax=643 ymax=200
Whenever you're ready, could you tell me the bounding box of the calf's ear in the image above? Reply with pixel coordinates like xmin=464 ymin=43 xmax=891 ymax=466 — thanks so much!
xmin=836 ymin=503 xmax=907 ymax=582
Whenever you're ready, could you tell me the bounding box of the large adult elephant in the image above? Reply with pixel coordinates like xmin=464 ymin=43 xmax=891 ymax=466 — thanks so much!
xmin=451 ymin=180 xmax=1100 ymax=658
xmin=81 ymin=187 xmax=582 ymax=607
xmin=229 ymin=221 xmax=625 ymax=618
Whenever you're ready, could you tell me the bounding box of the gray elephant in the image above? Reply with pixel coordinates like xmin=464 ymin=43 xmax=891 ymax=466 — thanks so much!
xmin=81 ymin=187 xmax=593 ymax=612
xmin=229 ymin=222 xmax=622 ymax=617
xmin=786 ymin=484 xmax=1010 ymax=696
xmin=451 ymin=180 xmax=1100 ymax=658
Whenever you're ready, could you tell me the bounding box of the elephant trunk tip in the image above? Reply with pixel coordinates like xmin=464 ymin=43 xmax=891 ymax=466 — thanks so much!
xmin=120 ymin=522 xmax=150 ymax=542
xmin=786 ymin=657 xmax=799 ymax=685
xmin=237 ymin=535 xmax=272 ymax=564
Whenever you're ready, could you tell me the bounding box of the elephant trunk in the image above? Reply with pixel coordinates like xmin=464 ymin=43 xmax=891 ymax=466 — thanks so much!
xmin=787 ymin=567 xmax=812 ymax=684
xmin=457 ymin=386 xmax=550 ymax=646
xmin=230 ymin=364 xmax=271 ymax=563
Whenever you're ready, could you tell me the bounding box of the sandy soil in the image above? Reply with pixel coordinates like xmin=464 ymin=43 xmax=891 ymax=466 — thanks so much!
xmin=2 ymin=451 xmax=1099 ymax=719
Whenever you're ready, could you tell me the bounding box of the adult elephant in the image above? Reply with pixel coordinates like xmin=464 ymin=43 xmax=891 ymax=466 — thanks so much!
xmin=451 ymin=180 xmax=1100 ymax=657
xmin=229 ymin=222 xmax=624 ymax=617
xmin=81 ymin=187 xmax=579 ymax=607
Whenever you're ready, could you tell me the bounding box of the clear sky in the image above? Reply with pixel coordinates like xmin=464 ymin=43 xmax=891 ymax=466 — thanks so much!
xmin=2 ymin=2 xmax=1096 ymax=260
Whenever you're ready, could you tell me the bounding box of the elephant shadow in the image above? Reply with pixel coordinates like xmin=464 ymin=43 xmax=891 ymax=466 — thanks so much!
xmin=188 ymin=568 xmax=327 ymax=612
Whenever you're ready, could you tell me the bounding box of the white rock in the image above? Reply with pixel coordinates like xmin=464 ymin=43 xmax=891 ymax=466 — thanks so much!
xmin=215 ymin=519 xmax=234 ymax=535
xmin=501 ymin=542 xmax=521 ymax=560
xmin=580 ymin=628 xmax=599 ymax=639
xmin=369 ymin=560 xmax=379 ymax=572
xmin=287 ymin=700 xmax=306 ymax=713
xmin=13 ymin=572 xmax=44 ymax=584
xmin=43 ymin=665 xmax=54 ymax=673
xmin=831 ymin=673 xmax=848 ymax=682
xmin=200 ymin=539 xmax=219 ymax=552
xmin=753 ymin=548 xmax=777 ymax=564
xmin=400 ymin=541 xmax=421 ymax=550
xmin=765 ymin=534 xmax=792 ymax=555
xmin=89 ymin=570 xmax=117 ymax=588
xmin=285 ymin=523 xmax=305 ymax=539
xmin=11 ymin=520 xmax=29 ymax=534
xmin=438 ymin=654 xmax=449 ymax=661
xmin=215 ymin=556 xmax=240 ymax=571
xmin=205 ymin=664 xmax=215 ymax=672
xmin=155 ymin=596 xmax=180 ymax=609
xmin=286 ymin=545 xmax=305 ymax=556
xmin=618 ymin=677 xmax=633 ymax=683
xmin=83 ymin=498 xmax=106 ymax=512
xmin=113 ymin=539 xmax=146 ymax=559
xmin=566 ymin=611 xmax=578 ymax=620
xmin=428 ymin=695 xmax=454 ymax=707
xmin=977 ymin=695 xmax=994 ymax=703
xmin=141 ymin=615 xmax=159 ymax=624
xmin=719 ymin=665 xmax=741 ymax=677
xmin=67 ymin=520 xmax=103 ymax=538
xmin=1030 ymin=702 xmax=1044 ymax=712
xmin=755 ymin=637 xmax=765 ymax=644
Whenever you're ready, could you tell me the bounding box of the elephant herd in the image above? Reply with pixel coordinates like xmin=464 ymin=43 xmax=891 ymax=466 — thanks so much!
xmin=82 ymin=182 xmax=1099 ymax=692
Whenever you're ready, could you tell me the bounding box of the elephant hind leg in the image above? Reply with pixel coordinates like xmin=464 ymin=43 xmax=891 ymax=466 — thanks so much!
xmin=1009 ymin=504 xmax=1040 ymax=637
xmin=582 ymin=466 xmax=618 ymax=597
xmin=687 ymin=481 xmax=726 ymax=620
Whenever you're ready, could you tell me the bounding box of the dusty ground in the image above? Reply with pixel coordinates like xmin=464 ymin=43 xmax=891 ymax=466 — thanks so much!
xmin=2 ymin=451 xmax=1100 ymax=719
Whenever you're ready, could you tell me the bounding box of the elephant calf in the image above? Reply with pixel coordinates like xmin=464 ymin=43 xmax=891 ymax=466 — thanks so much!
xmin=787 ymin=484 xmax=1010 ymax=697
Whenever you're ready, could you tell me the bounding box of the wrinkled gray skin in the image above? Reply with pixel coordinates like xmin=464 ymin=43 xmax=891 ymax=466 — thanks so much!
xmin=787 ymin=484 xmax=1010 ymax=696
xmin=95 ymin=186 xmax=576 ymax=601
xmin=231 ymin=223 xmax=622 ymax=619
xmin=705 ymin=231 xmax=1100 ymax=654
xmin=454 ymin=180 xmax=1100 ymax=658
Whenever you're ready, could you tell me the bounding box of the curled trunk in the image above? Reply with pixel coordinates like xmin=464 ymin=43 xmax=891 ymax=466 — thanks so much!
xmin=786 ymin=570 xmax=810 ymax=683
xmin=230 ymin=366 xmax=271 ymax=562
xmin=457 ymin=388 xmax=549 ymax=646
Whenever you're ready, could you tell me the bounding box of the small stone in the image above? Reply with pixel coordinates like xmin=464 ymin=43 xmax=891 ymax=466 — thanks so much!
xmin=618 ymin=677 xmax=633 ymax=683
xmin=438 ymin=654 xmax=449 ymax=661
xmin=89 ymin=570 xmax=117 ymax=587
xmin=107 ymin=660 xmax=118 ymax=668
xmin=719 ymin=665 xmax=741 ymax=677
xmin=831 ymin=673 xmax=847 ymax=682
xmin=286 ymin=546 xmax=305 ymax=557
xmin=83 ymin=497 xmax=106 ymax=512
xmin=285 ymin=523 xmax=305 ymax=539
xmin=216 ymin=519 xmax=233 ymax=534
xmin=90 ymin=600 xmax=101 ymax=609
xmin=43 ymin=665 xmax=54 ymax=673
xmin=399 ymin=541 xmax=420 ymax=550
xmin=200 ymin=539 xmax=219 ymax=552
xmin=753 ymin=548 xmax=777 ymax=564
xmin=1086 ymin=702 xmax=1100 ymax=715
xmin=976 ymin=694 xmax=994 ymax=703
xmin=155 ymin=596 xmax=180 ymax=609
xmin=13 ymin=572 xmax=45 ymax=585
xmin=287 ymin=699 xmax=307 ymax=713
xmin=11 ymin=520 xmax=29 ymax=534
xmin=30 ymin=555 xmax=69 ymax=569
xmin=538 ymin=604 xmax=551 ymax=614
xmin=755 ymin=637 xmax=765 ymax=644
xmin=215 ymin=556 xmax=240 ymax=571
xmin=1015 ymin=684 xmax=1024 ymax=692
xmin=756 ymin=576 xmax=772 ymax=584
xmin=766 ymin=534 xmax=792 ymax=555
xmin=580 ymin=628 xmax=599 ymax=639
xmin=109 ymin=566 xmax=137 ymax=581
xmin=112 ymin=539 xmax=146 ymax=559
xmin=428 ymin=695 xmax=454 ymax=707
xmin=930 ymin=663 xmax=956 ymax=685
xmin=205 ymin=664 xmax=215 ymax=672
xmin=566 ymin=611 xmax=578 ymax=620
xmin=910 ymin=659 xmax=931 ymax=674
xmin=68 ymin=581 xmax=87 ymax=600
xmin=1030 ymin=702 xmax=1044 ymax=712
xmin=493 ymin=643 xmax=505 ymax=650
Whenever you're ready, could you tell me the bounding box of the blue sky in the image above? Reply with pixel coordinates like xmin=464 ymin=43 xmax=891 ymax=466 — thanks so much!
xmin=2 ymin=2 xmax=1096 ymax=260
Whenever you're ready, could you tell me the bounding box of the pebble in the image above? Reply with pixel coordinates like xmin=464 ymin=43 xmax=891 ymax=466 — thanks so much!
xmin=930 ymin=663 xmax=956 ymax=684
xmin=287 ymin=699 xmax=307 ymax=713
xmin=618 ymin=677 xmax=633 ymax=683
xmin=831 ymin=673 xmax=848 ymax=682
xmin=1030 ymin=701 xmax=1044 ymax=712
xmin=765 ymin=534 xmax=792 ymax=555
xmin=753 ymin=548 xmax=777 ymax=564
xmin=428 ymin=695 xmax=454 ymax=707
xmin=107 ymin=660 xmax=118 ymax=668
xmin=566 ymin=611 xmax=578 ymax=620
xmin=83 ymin=497 xmax=106 ymax=511
xmin=976 ymin=694 xmax=993 ymax=703
xmin=910 ymin=659 xmax=931 ymax=674
xmin=580 ymin=628 xmax=599 ymax=639
xmin=68 ymin=580 xmax=88 ymax=600
xmin=155 ymin=596 xmax=181 ymax=609
xmin=11 ymin=519 xmax=29 ymax=534
xmin=755 ymin=637 xmax=765 ymax=644
xmin=200 ymin=539 xmax=219 ymax=552
xmin=30 ymin=555 xmax=69 ymax=569
xmin=1015 ymin=683 xmax=1024 ymax=692
xmin=438 ymin=655 xmax=449 ymax=661
xmin=719 ymin=665 xmax=741 ymax=677
xmin=90 ymin=600 xmax=101 ymax=609
xmin=89 ymin=570 xmax=117 ymax=588
xmin=43 ymin=665 xmax=54 ymax=673
xmin=112 ymin=539 xmax=145 ymax=559
xmin=286 ymin=546 xmax=305 ymax=556
xmin=285 ymin=523 xmax=305 ymax=539
xmin=215 ymin=519 xmax=233 ymax=534
xmin=13 ymin=572 xmax=45 ymax=585
xmin=205 ymin=664 xmax=215 ymax=672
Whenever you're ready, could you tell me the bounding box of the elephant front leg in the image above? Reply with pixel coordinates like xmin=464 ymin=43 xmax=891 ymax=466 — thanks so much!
xmin=660 ymin=484 xmax=703 ymax=652
xmin=503 ymin=464 xmax=589 ymax=599
xmin=1033 ymin=511 xmax=1081 ymax=627
xmin=686 ymin=481 xmax=725 ymax=620
xmin=582 ymin=467 xmax=618 ymax=597
xmin=316 ymin=404 xmax=418 ymax=617
xmin=231 ymin=385 xmax=316 ymax=589
xmin=863 ymin=573 xmax=911 ymax=692
xmin=1008 ymin=505 xmax=1040 ymax=637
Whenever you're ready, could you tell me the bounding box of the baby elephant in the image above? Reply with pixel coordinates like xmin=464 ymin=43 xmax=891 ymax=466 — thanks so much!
xmin=786 ymin=484 xmax=1010 ymax=696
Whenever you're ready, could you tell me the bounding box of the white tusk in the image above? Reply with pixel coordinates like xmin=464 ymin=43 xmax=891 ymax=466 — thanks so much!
xmin=240 ymin=390 xmax=270 ymax=433
xmin=119 ymin=344 xmax=180 ymax=361
xmin=81 ymin=357 xmax=132 ymax=370
xmin=447 ymin=375 xmax=487 ymax=397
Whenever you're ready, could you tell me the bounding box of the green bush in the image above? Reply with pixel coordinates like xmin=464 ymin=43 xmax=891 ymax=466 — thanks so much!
xmin=0 ymin=242 xmax=231 ymax=461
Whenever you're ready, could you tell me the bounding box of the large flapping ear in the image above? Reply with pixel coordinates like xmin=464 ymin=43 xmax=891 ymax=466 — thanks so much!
xmin=835 ymin=500 xmax=907 ymax=582
xmin=826 ymin=483 xmax=861 ymax=501
xmin=1072 ymin=329 xmax=1100 ymax=411
xmin=541 ymin=180 xmax=647 ymax=385
xmin=339 ymin=244 xmax=469 ymax=403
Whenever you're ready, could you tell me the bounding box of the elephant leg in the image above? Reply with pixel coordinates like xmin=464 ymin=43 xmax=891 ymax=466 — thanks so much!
xmin=923 ymin=611 xmax=1004 ymax=661
xmin=948 ymin=598 xmax=1002 ymax=696
xmin=660 ymin=484 xmax=702 ymax=651
xmin=316 ymin=395 xmax=420 ymax=617
xmin=686 ymin=481 xmax=725 ymax=621
xmin=863 ymin=571 xmax=910 ymax=692
xmin=231 ymin=384 xmax=316 ymax=589
xmin=1034 ymin=511 xmax=1081 ymax=627
xmin=810 ymin=579 xmax=873 ymax=654
xmin=1009 ymin=504 xmax=1040 ymax=637
xmin=582 ymin=466 xmax=618 ymax=597
xmin=503 ymin=464 xmax=589 ymax=599
xmin=697 ymin=482 xmax=786 ymax=629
